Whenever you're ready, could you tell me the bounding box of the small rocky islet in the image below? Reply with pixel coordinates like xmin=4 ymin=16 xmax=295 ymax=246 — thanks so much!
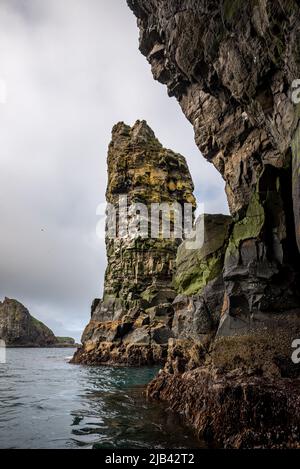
xmin=0 ymin=297 xmax=76 ymax=348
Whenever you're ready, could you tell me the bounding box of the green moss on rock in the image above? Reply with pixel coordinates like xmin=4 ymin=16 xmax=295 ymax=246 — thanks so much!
xmin=174 ymin=214 xmax=232 ymax=295
xmin=226 ymin=192 xmax=265 ymax=258
xmin=174 ymin=250 xmax=224 ymax=296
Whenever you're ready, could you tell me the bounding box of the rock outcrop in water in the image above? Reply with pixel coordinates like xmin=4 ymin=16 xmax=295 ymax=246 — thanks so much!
xmin=72 ymin=120 xmax=196 ymax=366
xmin=0 ymin=298 xmax=76 ymax=347
xmin=0 ymin=298 xmax=57 ymax=347
xmin=128 ymin=0 xmax=300 ymax=447
xmin=55 ymin=337 xmax=77 ymax=347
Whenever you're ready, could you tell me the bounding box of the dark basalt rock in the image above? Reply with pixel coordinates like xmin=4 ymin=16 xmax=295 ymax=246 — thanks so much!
xmin=167 ymin=214 xmax=232 ymax=372
xmin=292 ymin=121 xmax=300 ymax=253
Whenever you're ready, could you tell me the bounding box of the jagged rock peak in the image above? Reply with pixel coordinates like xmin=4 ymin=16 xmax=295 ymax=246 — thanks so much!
xmin=0 ymin=297 xmax=31 ymax=316
xmin=1 ymin=297 xmax=22 ymax=306
xmin=131 ymin=120 xmax=157 ymax=142
xmin=111 ymin=120 xmax=161 ymax=147
xmin=106 ymin=120 xmax=195 ymax=206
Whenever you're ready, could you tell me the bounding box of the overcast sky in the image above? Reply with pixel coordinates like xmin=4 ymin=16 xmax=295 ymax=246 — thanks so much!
xmin=0 ymin=0 xmax=228 ymax=341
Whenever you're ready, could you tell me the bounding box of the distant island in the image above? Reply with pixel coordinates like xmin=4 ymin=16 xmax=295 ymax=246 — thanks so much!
xmin=0 ymin=297 xmax=78 ymax=348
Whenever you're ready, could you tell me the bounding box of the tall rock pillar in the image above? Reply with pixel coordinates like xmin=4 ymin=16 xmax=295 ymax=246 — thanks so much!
xmin=72 ymin=120 xmax=195 ymax=365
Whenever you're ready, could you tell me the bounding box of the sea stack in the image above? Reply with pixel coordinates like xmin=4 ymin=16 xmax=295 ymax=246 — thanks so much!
xmin=72 ymin=120 xmax=196 ymax=365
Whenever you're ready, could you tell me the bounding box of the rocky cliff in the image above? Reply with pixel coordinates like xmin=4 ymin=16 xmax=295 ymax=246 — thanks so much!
xmin=167 ymin=213 xmax=232 ymax=373
xmin=0 ymin=298 xmax=57 ymax=347
xmin=72 ymin=120 xmax=196 ymax=365
xmin=128 ymin=0 xmax=300 ymax=448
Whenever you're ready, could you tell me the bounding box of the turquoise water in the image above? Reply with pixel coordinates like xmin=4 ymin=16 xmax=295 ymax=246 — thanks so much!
xmin=0 ymin=348 xmax=202 ymax=449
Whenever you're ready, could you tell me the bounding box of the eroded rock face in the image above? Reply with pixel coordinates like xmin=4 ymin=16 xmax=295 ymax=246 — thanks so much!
xmin=128 ymin=0 xmax=300 ymax=447
xmin=128 ymin=0 xmax=300 ymax=333
xmin=174 ymin=214 xmax=232 ymax=296
xmin=168 ymin=214 xmax=232 ymax=373
xmin=0 ymin=298 xmax=57 ymax=347
xmin=72 ymin=120 xmax=195 ymax=365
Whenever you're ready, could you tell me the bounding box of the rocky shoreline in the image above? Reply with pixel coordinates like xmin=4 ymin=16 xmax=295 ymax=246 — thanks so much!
xmin=72 ymin=343 xmax=167 ymax=367
xmin=148 ymin=368 xmax=300 ymax=449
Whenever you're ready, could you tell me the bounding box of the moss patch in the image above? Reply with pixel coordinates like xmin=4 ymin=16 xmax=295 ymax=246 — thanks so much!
xmin=174 ymin=249 xmax=224 ymax=296
xmin=226 ymin=192 xmax=265 ymax=258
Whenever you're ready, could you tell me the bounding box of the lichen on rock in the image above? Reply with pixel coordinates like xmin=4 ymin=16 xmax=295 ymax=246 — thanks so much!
xmin=72 ymin=120 xmax=196 ymax=366
xmin=167 ymin=213 xmax=232 ymax=373
xmin=174 ymin=214 xmax=232 ymax=296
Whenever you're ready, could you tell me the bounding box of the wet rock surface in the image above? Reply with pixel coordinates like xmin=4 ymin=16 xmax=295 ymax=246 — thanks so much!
xmin=148 ymin=367 xmax=300 ymax=449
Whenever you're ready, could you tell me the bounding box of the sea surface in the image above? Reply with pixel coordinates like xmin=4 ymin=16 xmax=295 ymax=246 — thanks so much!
xmin=0 ymin=348 xmax=202 ymax=449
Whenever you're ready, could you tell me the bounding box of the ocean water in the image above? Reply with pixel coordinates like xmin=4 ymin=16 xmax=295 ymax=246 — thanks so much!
xmin=0 ymin=348 xmax=202 ymax=449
